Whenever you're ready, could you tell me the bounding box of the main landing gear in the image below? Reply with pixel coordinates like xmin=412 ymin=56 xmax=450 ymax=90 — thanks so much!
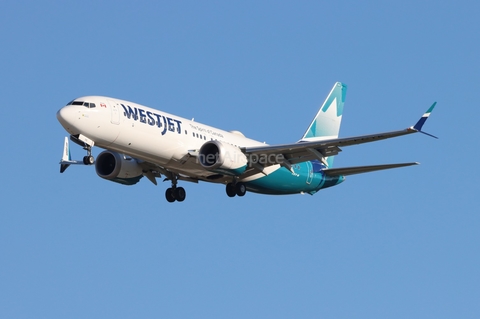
xmin=162 ymin=175 xmax=247 ymax=202
xmin=165 ymin=174 xmax=186 ymax=202
xmin=165 ymin=186 xmax=186 ymax=203
xmin=226 ymin=182 xmax=246 ymax=197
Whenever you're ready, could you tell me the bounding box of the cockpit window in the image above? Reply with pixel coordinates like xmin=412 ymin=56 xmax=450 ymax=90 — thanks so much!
xmin=65 ymin=100 xmax=96 ymax=108
xmin=83 ymin=102 xmax=96 ymax=108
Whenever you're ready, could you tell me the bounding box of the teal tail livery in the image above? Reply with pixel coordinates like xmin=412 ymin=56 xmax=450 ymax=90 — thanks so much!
xmin=300 ymin=82 xmax=347 ymax=167
xmin=56 ymin=82 xmax=437 ymax=202
xmin=302 ymin=82 xmax=347 ymax=141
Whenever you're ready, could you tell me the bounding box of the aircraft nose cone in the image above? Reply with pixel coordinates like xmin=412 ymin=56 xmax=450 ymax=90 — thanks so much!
xmin=56 ymin=107 xmax=68 ymax=125
xmin=57 ymin=106 xmax=77 ymax=131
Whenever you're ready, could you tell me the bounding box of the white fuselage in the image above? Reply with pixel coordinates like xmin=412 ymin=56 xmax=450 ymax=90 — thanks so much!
xmin=57 ymin=96 xmax=266 ymax=179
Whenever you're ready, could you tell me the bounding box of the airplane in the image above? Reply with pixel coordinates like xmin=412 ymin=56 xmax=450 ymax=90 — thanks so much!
xmin=57 ymin=82 xmax=436 ymax=202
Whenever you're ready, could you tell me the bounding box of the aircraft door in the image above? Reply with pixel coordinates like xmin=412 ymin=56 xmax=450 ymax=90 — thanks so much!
xmin=108 ymin=100 xmax=120 ymax=125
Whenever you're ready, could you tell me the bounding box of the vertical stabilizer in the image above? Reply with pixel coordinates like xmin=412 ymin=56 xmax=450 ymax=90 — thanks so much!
xmin=300 ymin=82 xmax=347 ymax=167
xmin=302 ymin=82 xmax=347 ymax=140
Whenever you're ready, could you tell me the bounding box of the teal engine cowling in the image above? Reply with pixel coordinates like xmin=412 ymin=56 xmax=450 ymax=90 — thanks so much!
xmin=198 ymin=140 xmax=248 ymax=176
xmin=95 ymin=151 xmax=143 ymax=185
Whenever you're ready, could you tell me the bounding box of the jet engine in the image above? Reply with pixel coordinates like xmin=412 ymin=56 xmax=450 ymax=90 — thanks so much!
xmin=95 ymin=151 xmax=144 ymax=185
xmin=198 ymin=140 xmax=248 ymax=176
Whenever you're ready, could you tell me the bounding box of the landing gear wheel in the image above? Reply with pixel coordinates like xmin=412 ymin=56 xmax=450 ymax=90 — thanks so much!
xmin=165 ymin=188 xmax=176 ymax=203
xmin=226 ymin=183 xmax=236 ymax=197
xmin=83 ymin=155 xmax=94 ymax=165
xmin=235 ymin=182 xmax=246 ymax=197
xmin=174 ymin=187 xmax=186 ymax=202
xmin=164 ymin=173 xmax=186 ymax=203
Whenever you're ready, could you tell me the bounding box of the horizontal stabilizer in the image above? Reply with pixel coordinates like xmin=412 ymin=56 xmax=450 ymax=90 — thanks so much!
xmin=322 ymin=162 xmax=419 ymax=176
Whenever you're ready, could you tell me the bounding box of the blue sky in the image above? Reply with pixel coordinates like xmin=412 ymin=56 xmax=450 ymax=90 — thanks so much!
xmin=1 ymin=0 xmax=479 ymax=318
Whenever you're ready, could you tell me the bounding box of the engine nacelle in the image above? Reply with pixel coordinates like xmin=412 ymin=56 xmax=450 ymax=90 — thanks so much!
xmin=95 ymin=151 xmax=143 ymax=185
xmin=198 ymin=140 xmax=248 ymax=176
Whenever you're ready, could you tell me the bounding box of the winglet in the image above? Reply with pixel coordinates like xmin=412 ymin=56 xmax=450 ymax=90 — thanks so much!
xmin=411 ymin=102 xmax=438 ymax=138
xmin=59 ymin=137 xmax=82 ymax=173
xmin=60 ymin=137 xmax=71 ymax=173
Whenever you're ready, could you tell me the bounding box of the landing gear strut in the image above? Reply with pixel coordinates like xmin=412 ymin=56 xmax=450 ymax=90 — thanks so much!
xmin=82 ymin=142 xmax=94 ymax=165
xmin=70 ymin=134 xmax=95 ymax=165
xmin=226 ymin=182 xmax=246 ymax=197
xmin=165 ymin=174 xmax=186 ymax=202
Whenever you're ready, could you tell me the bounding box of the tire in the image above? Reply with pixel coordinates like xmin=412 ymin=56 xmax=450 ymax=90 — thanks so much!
xmin=226 ymin=183 xmax=236 ymax=197
xmin=165 ymin=188 xmax=176 ymax=202
xmin=83 ymin=155 xmax=94 ymax=165
xmin=174 ymin=187 xmax=186 ymax=202
xmin=235 ymin=182 xmax=246 ymax=197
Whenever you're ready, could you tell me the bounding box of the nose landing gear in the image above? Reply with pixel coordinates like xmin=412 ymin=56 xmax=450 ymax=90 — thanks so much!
xmin=82 ymin=147 xmax=94 ymax=165
xmin=70 ymin=134 xmax=95 ymax=165
xmin=81 ymin=140 xmax=95 ymax=165
xmin=83 ymin=155 xmax=94 ymax=165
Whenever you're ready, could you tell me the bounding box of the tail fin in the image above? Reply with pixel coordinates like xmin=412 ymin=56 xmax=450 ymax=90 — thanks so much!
xmin=302 ymin=82 xmax=347 ymax=140
xmin=300 ymin=82 xmax=347 ymax=167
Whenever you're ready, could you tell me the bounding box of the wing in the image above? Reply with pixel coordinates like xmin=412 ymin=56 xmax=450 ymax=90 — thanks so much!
xmin=241 ymin=103 xmax=437 ymax=169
